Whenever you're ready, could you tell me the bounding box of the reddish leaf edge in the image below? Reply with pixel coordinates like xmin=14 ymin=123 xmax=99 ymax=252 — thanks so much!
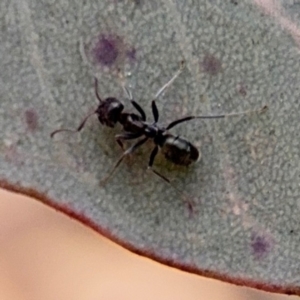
xmin=0 ymin=178 xmax=298 ymax=296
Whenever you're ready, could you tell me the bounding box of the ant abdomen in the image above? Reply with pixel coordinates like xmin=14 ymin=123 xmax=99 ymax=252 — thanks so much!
xmin=160 ymin=134 xmax=200 ymax=166
xmin=96 ymin=97 xmax=124 ymax=128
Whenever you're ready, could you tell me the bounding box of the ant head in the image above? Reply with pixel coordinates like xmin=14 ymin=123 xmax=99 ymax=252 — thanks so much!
xmin=96 ymin=97 xmax=124 ymax=128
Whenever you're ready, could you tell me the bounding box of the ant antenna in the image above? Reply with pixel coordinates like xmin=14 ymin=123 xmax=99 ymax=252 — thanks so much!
xmin=50 ymin=111 xmax=97 ymax=138
xmin=94 ymin=77 xmax=103 ymax=103
xmin=167 ymin=105 xmax=268 ymax=130
xmin=51 ymin=78 xmax=105 ymax=138
xmin=153 ymin=60 xmax=186 ymax=100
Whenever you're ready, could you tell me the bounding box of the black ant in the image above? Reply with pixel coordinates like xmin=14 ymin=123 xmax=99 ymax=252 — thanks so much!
xmin=51 ymin=61 xmax=267 ymax=210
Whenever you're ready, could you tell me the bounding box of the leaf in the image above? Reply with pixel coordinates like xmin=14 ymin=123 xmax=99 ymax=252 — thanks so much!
xmin=1 ymin=0 xmax=300 ymax=295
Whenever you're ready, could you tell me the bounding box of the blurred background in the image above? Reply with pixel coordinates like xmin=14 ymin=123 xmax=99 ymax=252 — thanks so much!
xmin=0 ymin=188 xmax=297 ymax=300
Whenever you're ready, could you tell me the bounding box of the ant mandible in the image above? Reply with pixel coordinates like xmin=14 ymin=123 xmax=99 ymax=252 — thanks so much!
xmin=51 ymin=61 xmax=267 ymax=207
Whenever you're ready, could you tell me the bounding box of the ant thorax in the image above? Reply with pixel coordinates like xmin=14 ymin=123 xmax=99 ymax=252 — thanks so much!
xmin=118 ymin=112 xmax=144 ymax=133
xmin=142 ymin=122 xmax=165 ymax=138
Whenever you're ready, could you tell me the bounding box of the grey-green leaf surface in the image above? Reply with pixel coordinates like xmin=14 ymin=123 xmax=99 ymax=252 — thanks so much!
xmin=1 ymin=0 xmax=300 ymax=295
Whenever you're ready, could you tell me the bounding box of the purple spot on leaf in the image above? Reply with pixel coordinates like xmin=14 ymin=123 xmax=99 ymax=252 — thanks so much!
xmin=90 ymin=33 xmax=138 ymax=68
xmin=251 ymin=232 xmax=273 ymax=259
xmin=93 ymin=34 xmax=121 ymax=66
xmin=127 ymin=47 xmax=137 ymax=62
xmin=131 ymin=0 xmax=142 ymax=5
xmin=5 ymin=145 xmax=24 ymax=166
xmin=201 ymin=54 xmax=222 ymax=76
xmin=237 ymin=83 xmax=247 ymax=97
xmin=24 ymin=109 xmax=38 ymax=132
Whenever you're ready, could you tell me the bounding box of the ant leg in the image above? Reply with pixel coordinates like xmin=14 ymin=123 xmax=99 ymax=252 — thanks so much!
xmin=166 ymin=105 xmax=268 ymax=130
xmin=151 ymin=100 xmax=159 ymax=123
xmin=115 ymin=132 xmax=142 ymax=150
xmin=153 ymin=60 xmax=185 ymax=100
xmin=99 ymin=137 xmax=148 ymax=186
xmin=117 ymin=70 xmax=146 ymax=121
xmin=149 ymin=60 xmax=185 ymax=124
xmin=130 ymin=101 xmax=146 ymax=121
xmin=147 ymin=146 xmax=195 ymax=213
xmin=167 ymin=116 xmax=201 ymax=130
xmin=124 ymin=88 xmax=146 ymax=121
xmin=121 ymin=82 xmax=133 ymax=100
xmin=50 ymin=111 xmax=97 ymax=138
